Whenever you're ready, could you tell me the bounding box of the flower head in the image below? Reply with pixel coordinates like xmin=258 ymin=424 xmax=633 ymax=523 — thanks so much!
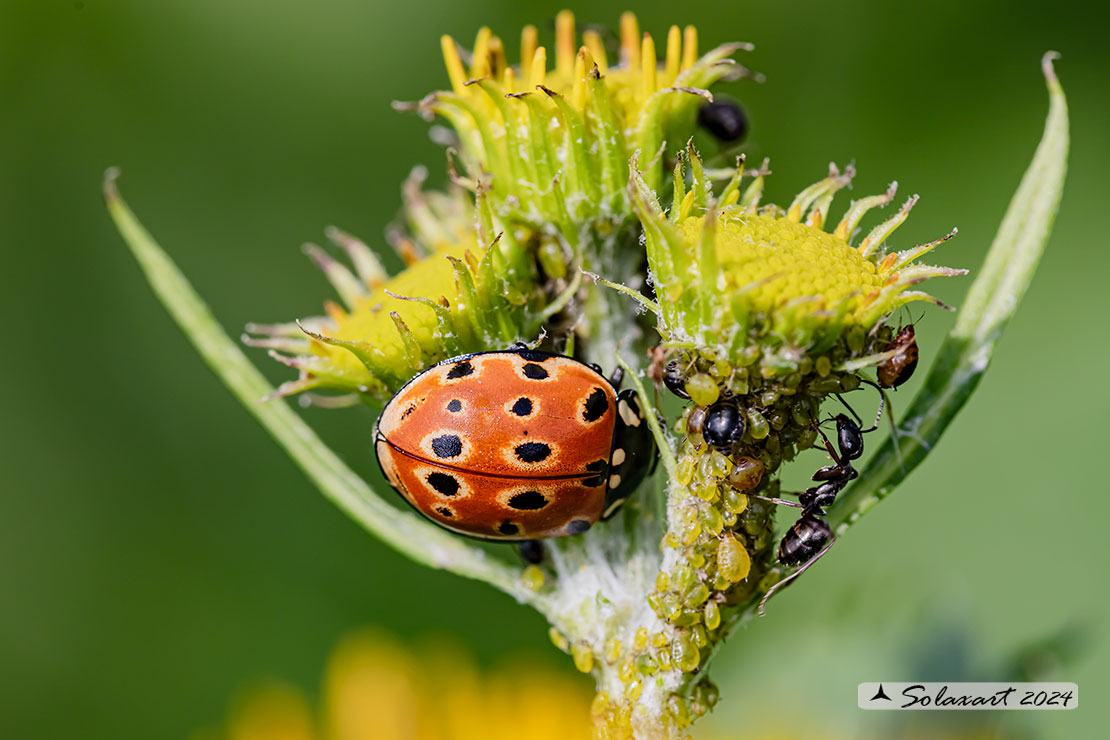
xmin=249 ymin=14 xmax=757 ymax=402
xmin=402 ymin=12 xmax=753 ymax=274
xmin=633 ymin=149 xmax=965 ymax=362
xmin=245 ymin=173 xmax=547 ymax=405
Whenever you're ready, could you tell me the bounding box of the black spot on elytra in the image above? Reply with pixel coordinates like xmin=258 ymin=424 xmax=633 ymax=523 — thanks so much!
xmin=508 ymin=490 xmax=548 ymax=510
xmin=401 ymin=404 xmax=416 ymax=419
xmin=510 ymin=397 xmax=533 ymax=416
xmin=431 ymin=434 xmax=463 ymax=459
xmin=567 ymin=519 xmax=591 ymax=535
xmin=583 ymin=459 xmax=608 ymax=487
xmin=514 ymin=442 xmax=551 ymax=463
xmin=498 ymin=520 xmax=519 ymax=535
xmin=427 ymin=472 xmax=459 ymax=496
xmin=515 ymin=349 xmax=548 ymax=362
xmin=522 ymin=363 xmax=549 ymax=380
xmin=582 ymin=387 xmax=609 ymax=422
xmin=446 ymin=399 xmax=462 ymax=413
xmin=436 ymin=506 xmax=453 ymax=518
xmin=446 ymin=360 xmax=473 ymax=380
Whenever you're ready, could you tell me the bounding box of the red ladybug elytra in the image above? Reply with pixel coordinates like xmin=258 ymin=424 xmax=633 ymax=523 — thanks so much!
xmin=374 ymin=348 xmax=655 ymax=541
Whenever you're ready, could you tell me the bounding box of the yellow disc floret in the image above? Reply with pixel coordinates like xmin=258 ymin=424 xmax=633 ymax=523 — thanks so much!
xmin=632 ymin=151 xmax=965 ymax=354
xmin=317 ymin=243 xmax=480 ymax=380
xmin=678 ymin=212 xmax=882 ymax=324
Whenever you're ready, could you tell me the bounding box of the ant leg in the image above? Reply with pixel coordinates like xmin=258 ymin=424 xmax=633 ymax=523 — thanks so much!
xmin=865 ymin=379 xmax=904 ymax=469
xmin=835 ymin=384 xmax=886 ymax=434
xmin=757 ymin=538 xmax=836 ymax=616
xmin=746 ymin=492 xmax=804 ymax=509
xmin=857 ymin=379 xmax=887 ymax=433
xmin=519 ymin=539 xmax=544 ymax=564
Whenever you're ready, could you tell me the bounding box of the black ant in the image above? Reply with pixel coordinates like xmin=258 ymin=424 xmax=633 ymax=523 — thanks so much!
xmin=755 ymin=385 xmax=884 ymax=615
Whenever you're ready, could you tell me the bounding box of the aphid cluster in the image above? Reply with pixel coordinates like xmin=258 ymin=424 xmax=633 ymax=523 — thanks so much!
xmin=639 ymin=320 xmax=920 ymax=701
xmin=550 ymin=622 xmax=722 ymax=733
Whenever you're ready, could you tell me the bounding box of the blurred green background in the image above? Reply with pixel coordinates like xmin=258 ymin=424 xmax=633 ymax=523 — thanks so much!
xmin=2 ymin=0 xmax=1106 ymax=738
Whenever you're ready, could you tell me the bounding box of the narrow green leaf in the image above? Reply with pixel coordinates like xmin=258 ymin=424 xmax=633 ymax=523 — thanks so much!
xmin=829 ymin=54 xmax=1068 ymax=530
xmin=103 ymin=169 xmax=539 ymax=605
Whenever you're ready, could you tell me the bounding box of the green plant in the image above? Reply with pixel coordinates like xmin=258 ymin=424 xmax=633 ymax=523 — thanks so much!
xmin=108 ymin=13 xmax=1067 ymax=738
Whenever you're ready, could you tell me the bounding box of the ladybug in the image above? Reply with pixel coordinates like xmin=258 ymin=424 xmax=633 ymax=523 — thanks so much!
xmin=374 ymin=348 xmax=656 ymax=541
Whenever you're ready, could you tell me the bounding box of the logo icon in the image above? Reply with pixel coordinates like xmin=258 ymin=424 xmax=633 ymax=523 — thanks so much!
xmin=870 ymin=684 xmax=892 ymax=701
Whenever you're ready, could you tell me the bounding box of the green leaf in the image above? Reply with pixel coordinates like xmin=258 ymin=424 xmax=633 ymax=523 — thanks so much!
xmin=104 ymin=169 xmax=541 ymax=606
xmin=828 ymin=54 xmax=1069 ymax=530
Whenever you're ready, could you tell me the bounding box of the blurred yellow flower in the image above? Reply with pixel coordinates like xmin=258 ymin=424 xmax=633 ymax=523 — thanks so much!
xmin=200 ymin=629 xmax=1018 ymax=740
xmin=205 ymin=630 xmax=594 ymax=740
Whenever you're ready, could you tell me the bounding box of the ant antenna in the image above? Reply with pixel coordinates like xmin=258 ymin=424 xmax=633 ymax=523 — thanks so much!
xmin=834 ymin=393 xmax=865 ymax=427
xmin=857 ymin=379 xmax=888 ymax=432
xmin=758 ymin=539 xmax=835 ymax=616
xmin=834 ymin=383 xmax=886 ymax=434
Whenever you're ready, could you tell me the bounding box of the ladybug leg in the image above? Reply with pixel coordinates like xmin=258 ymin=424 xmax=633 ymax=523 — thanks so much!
xmin=519 ymin=539 xmax=545 ymax=564
xmin=608 ymin=366 xmax=624 ymax=390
